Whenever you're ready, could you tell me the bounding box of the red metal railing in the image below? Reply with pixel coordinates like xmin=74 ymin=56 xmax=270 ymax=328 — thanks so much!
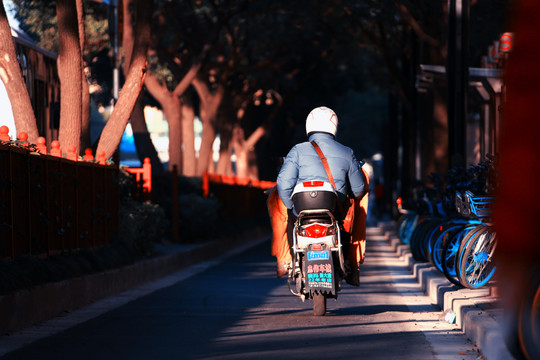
xmin=202 ymin=172 xmax=276 ymax=219
xmin=123 ymin=162 xmax=276 ymax=239
xmin=125 ymin=161 xmax=180 ymax=242
xmin=0 ymin=128 xmax=119 ymax=259
xmin=125 ymin=157 xmax=152 ymax=200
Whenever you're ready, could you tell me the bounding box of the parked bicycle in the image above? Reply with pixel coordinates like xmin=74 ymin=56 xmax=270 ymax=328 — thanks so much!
xmin=396 ymin=155 xmax=498 ymax=289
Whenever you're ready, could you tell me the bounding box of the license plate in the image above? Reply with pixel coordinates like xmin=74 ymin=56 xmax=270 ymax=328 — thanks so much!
xmin=307 ymin=250 xmax=329 ymax=261
xmin=305 ymin=249 xmax=335 ymax=294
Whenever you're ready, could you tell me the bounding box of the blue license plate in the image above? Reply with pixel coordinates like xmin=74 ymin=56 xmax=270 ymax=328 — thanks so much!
xmin=307 ymin=250 xmax=329 ymax=261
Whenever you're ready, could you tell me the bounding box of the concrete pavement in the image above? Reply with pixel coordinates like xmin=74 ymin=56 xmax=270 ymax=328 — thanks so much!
xmin=373 ymin=220 xmax=514 ymax=360
xmin=0 ymin=220 xmax=514 ymax=359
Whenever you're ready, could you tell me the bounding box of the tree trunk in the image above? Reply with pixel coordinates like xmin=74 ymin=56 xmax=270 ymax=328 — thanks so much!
xmin=232 ymin=125 xmax=248 ymax=177
xmin=232 ymin=124 xmax=265 ymax=179
xmin=144 ymin=60 xmax=202 ymax=174
xmin=181 ymin=97 xmax=197 ymax=176
xmin=96 ymin=0 xmax=152 ymax=160
xmin=192 ymin=78 xmax=223 ymax=176
xmin=197 ymin=105 xmax=216 ymax=175
xmin=77 ymin=0 xmax=91 ymax=153
xmin=144 ymin=74 xmax=183 ymax=173
xmin=216 ymin=120 xmax=234 ymax=176
xmin=56 ymin=0 xmax=83 ymax=154
xmin=0 ymin=4 xmax=38 ymax=141
xmin=121 ymin=0 xmax=162 ymax=172
xmin=131 ymin=95 xmax=163 ymax=173
xmin=163 ymin=99 xmax=183 ymax=173
xmin=216 ymin=140 xmax=234 ymax=176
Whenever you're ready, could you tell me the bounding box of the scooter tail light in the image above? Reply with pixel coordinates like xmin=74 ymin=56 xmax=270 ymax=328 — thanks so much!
xmin=304 ymin=223 xmax=327 ymax=238
xmin=303 ymin=181 xmax=325 ymax=187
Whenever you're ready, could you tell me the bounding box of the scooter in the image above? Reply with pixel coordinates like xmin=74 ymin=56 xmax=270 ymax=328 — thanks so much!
xmin=287 ymin=180 xmax=347 ymax=316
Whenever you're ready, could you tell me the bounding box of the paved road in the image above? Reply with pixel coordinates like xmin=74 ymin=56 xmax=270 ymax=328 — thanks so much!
xmin=0 ymin=226 xmax=482 ymax=359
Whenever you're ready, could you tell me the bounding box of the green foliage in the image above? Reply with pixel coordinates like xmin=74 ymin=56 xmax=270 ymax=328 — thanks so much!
xmin=177 ymin=192 xmax=219 ymax=242
xmin=10 ymin=0 xmax=112 ymax=105
xmin=335 ymin=88 xmax=389 ymax=159
xmin=8 ymin=0 xmax=512 ymax=178
xmin=0 ymin=168 xmax=168 ymax=295
xmin=10 ymin=0 xmax=57 ymax=51
xmin=116 ymin=169 xmax=168 ymax=247
xmin=117 ymin=199 xmax=168 ymax=251
xmin=11 ymin=0 xmax=110 ymax=55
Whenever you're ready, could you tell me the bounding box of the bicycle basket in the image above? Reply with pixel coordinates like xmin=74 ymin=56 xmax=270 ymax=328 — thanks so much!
xmin=464 ymin=191 xmax=495 ymax=218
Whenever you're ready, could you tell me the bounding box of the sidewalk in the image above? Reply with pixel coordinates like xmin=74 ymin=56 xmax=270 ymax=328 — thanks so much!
xmin=372 ymin=220 xmax=514 ymax=360
xmin=0 ymin=220 xmax=514 ymax=359
xmin=0 ymin=226 xmax=269 ymax=335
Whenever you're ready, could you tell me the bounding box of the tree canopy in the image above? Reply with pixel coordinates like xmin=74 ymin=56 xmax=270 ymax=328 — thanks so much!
xmin=5 ymin=0 xmax=511 ymax=179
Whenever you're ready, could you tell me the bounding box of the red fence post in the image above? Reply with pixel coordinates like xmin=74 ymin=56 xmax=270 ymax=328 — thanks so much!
xmin=0 ymin=126 xmax=10 ymax=141
xmin=201 ymin=174 xmax=276 ymax=220
xmin=0 ymin=142 xmax=12 ymax=258
xmin=142 ymin=157 xmax=152 ymax=199
xmin=60 ymin=158 xmax=78 ymax=250
xmin=202 ymin=172 xmax=209 ymax=197
xmin=0 ymin=135 xmax=120 ymax=257
xmin=36 ymin=137 xmax=47 ymax=154
xmin=107 ymin=165 xmax=120 ymax=244
xmin=83 ymin=148 xmax=94 ymax=161
xmin=50 ymin=140 xmax=61 ymax=157
xmin=46 ymin=154 xmax=63 ymax=252
xmin=67 ymin=146 xmax=77 ymax=161
xmin=97 ymin=151 xmax=106 ymax=165
xmin=76 ymin=161 xmax=94 ymax=248
xmin=10 ymin=147 xmax=30 ymax=256
xmin=28 ymin=151 xmax=49 ymax=255
xmin=17 ymin=132 xmax=28 ymax=148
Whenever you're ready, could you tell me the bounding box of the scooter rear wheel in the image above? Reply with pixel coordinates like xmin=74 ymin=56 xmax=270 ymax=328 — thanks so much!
xmin=313 ymin=293 xmax=326 ymax=316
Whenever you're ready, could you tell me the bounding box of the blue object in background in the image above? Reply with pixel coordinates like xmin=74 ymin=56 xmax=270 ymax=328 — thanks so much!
xmin=119 ymin=127 xmax=141 ymax=167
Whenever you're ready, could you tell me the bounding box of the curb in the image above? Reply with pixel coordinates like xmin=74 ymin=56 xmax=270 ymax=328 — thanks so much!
xmin=377 ymin=220 xmax=514 ymax=360
xmin=0 ymin=226 xmax=269 ymax=335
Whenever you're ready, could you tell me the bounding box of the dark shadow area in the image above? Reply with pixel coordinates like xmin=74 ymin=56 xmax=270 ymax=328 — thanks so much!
xmin=194 ymin=329 xmax=447 ymax=359
xmin=221 ymin=318 xmax=437 ymax=338
xmin=360 ymin=264 xmax=413 ymax=273
xmin=331 ymin=303 xmax=439 ymax=316
xmin=0 ymin=230 xmax=460 ymax=360
xmin=0 ymin=241 xmax=282 ymax=360
xmin=437 ymin=283 xmax=461 ymax=301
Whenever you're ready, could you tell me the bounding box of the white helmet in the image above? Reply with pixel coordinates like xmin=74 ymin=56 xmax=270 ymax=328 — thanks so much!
xmin=306 ymin=106 xmax=338 ymax=136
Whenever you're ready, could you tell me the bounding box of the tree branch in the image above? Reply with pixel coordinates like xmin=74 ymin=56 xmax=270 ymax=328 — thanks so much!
xmin=394 ymin=2 xmax=439 ymax=48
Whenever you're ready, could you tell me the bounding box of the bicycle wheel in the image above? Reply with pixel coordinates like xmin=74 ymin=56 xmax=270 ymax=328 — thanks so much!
xmin=457 ymin=227 xmax=497 ymax=288
xmin=453 ymin=224 xmax=487 ymax=280
xmin=425 ymin=218 xmax=451 ymax=266
xmin=441 ymin=228 xmax=466 ymax=286
xmin=430 ymin=221 xmax=479 ymax=274
xmin=410 ymin=217 xmax=438 ymax=262
xmin=397 ymin=214 xmax=410 ymax=237
xmin=518 ymin=266 xmax=540 ymax=360
xmin=399 ymin=214 xmax=418 ymax=245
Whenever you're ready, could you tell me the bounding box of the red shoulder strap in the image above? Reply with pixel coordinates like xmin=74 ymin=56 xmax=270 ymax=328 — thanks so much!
xmin=311 ymin=140 xmax=347 ymax=216
xmin=311 ymin=141 xmax=337 ymax=191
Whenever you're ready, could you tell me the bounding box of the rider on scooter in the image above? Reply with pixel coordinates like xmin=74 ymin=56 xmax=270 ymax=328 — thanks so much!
xmin=269 ymin=106 xmax=369 ymax=285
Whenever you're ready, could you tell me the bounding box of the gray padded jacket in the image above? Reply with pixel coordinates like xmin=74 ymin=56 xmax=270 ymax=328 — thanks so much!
xmin=277 ymin=132 xmax=366 ymax=211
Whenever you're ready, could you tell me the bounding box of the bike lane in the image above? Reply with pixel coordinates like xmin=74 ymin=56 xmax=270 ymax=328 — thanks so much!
xmin=0 ymin=226 xmax=481 ymax=359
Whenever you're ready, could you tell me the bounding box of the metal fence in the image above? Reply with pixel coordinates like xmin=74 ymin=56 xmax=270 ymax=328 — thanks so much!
xmin=0 ymin=143 xmax=119 ymax=259
xmin=202 ymin=173 xmax=276 ymax=219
